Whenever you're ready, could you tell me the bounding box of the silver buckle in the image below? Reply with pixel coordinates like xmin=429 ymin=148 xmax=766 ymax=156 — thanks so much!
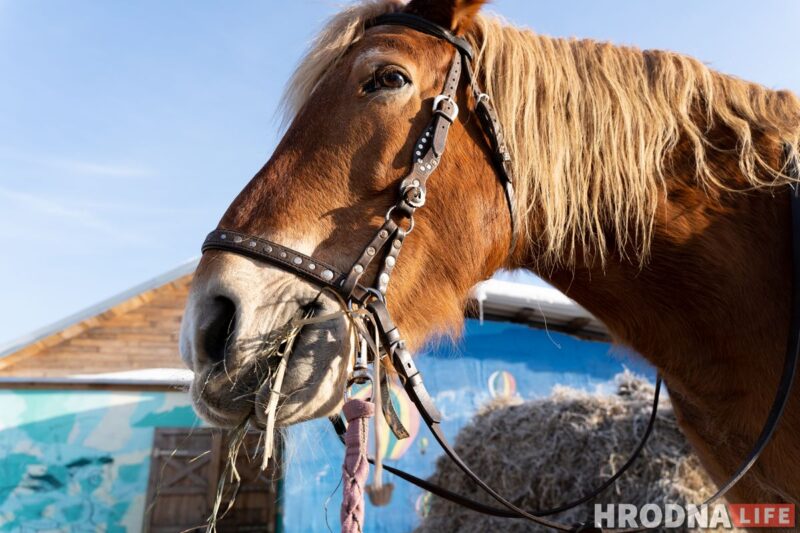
xmin=347 ymin=334 xmax=373 ymax=390
xmin=402 ymin=184 xmax=426 ymax=208
xmin=432 ymin=94 xmax=459 ymax=122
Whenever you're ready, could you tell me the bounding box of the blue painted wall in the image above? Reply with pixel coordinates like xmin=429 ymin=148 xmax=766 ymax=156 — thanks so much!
xmin=0 ymin=390 xmax=200 ymax=532
xmin=281 ymin=319 xmax=651 ymax=533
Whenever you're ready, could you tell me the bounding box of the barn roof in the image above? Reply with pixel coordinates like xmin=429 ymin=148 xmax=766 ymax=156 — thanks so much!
xmin=0 ymin=261 xmax=606 ymax=388
xmin=0 ymin=260 xmax=198 ymax=387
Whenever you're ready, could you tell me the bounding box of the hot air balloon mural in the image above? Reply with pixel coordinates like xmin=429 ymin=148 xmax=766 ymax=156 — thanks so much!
xmin=488 ymin=370 xmax=518 ymax=399
xmin=352 ymin=380 xmax=421 ymax=460
xmin=415 ymin=491 xmax=433 ymax=518
xmin=418 ymin=436 xmax=429 ymax=456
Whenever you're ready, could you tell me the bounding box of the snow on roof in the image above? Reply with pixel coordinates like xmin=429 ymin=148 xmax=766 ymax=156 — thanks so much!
xmin=470 ymin=280 xmax=608 ymax=340
xmin=0 ymin=368 xmax=194 ymax=388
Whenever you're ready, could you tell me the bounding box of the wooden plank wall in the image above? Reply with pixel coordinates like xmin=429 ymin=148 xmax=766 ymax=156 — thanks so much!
xmin=0 ymin=275 xmax=192 ymax=377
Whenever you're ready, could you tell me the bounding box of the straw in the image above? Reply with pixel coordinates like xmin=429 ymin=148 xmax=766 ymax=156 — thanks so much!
xmin=261 ymin=310 xmax=310 ymax=469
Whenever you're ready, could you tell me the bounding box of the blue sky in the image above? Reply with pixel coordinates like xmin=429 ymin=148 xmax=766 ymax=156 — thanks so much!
xmin=1 ymin=0 xmax=799 ymax=346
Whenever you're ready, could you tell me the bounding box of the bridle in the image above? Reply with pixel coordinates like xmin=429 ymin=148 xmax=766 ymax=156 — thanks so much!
xmin=201 ymin=13 xmax=800 ymax=532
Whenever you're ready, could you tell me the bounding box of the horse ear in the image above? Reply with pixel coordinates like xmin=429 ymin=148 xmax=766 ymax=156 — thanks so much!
xmin=403 ymin=0 xmax=488 ymax=34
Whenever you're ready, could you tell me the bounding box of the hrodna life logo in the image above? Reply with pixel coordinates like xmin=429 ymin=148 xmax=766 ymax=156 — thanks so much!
xmin=593 ymin=503 xmax=795 ymax=529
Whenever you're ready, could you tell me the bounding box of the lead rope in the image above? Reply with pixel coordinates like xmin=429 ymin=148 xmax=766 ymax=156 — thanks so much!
xmin=339 ymin=311 xmax=381 ymax=533
xmin=340 ymin=397 xmax=374 ymax=533
xmin=338 ymin=300 xmax=401 ymax=530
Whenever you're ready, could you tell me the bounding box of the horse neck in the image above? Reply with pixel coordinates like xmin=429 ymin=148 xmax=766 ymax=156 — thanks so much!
xmin=529 ymin=160 xmax=800 ymax=502
xmin=484 ymin=16 xmax=800 ymax=507
xmin=543 ymin=193 xmax=790 ymax=392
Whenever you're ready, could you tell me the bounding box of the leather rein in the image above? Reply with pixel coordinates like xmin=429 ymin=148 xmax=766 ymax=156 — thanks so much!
xmin=201 ymin=13 xmax=800 ymax=532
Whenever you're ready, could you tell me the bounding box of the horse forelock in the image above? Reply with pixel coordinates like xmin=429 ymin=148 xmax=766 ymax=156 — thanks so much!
xmin=284 ymin=0 xmax=800 ymax=267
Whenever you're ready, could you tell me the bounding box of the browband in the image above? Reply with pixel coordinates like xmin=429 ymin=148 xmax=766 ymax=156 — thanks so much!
xmin=366 ymin=13 xmax=474 ymax=60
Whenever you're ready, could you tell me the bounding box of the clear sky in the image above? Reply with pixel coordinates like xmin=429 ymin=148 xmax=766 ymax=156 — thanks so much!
xmin=1 ymin=0 xmax=799 ymax=346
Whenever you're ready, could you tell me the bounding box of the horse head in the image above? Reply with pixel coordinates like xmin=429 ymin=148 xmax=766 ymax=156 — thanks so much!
xmin=179 ymin=0 xmax=511 ymax=428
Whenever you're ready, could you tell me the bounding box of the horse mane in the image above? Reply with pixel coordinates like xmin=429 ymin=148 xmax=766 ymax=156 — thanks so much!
xmin=282 ymin=1 xmax=800 ymax=265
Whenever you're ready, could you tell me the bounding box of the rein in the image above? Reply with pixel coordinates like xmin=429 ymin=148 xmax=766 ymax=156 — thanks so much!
xmin=200 ymin=13 xmax=800 ymax=533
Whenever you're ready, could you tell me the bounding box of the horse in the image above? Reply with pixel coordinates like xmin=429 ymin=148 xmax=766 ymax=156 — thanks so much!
xmin=179 ymin=0 xmax=800 ymax=515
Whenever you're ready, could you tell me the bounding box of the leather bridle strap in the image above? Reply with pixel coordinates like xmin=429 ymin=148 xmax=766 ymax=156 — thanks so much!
xmin=368 ymin=12 xmax=517 ymax=253
xmin=366 ymin=13 xmax=474 ymax=60
xmin=202 ymin=229 xmax=346 ymax=289
xmin=463 ymin=59 xmax=518 ymax=253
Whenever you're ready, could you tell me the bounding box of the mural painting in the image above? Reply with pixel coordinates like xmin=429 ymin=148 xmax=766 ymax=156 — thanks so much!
xmin=0 ymin=391 xmax=199 ymax=532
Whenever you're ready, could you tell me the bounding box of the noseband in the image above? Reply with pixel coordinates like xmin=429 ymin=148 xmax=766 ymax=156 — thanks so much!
xmin=201 ymin=13 xmax=800 ymax=532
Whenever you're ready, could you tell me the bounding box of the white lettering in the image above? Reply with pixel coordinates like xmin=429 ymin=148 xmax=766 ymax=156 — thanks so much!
xmin=664 ymin=503 xmax=685 ymax=528
xmin=639 ymin=504 xmax=662 ymax=528
xmin=686 ymin=504 xmax=708 ymax=528
xmin=594 ymin=504 xmax=615 ymax=528
xmin=736 ymin=505 xmax=750 ymax=525
xmin=588 ymin=503 xmax=740 ymax=529
xmin=709 ymin=504 xmax=732 ymax=528
xmin=619 ymin=504 xmax=638 ymax=528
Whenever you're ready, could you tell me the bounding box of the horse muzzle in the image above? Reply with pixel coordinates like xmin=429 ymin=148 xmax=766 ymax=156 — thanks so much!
xmin=180 ymin=250 xmax=353 ymax=427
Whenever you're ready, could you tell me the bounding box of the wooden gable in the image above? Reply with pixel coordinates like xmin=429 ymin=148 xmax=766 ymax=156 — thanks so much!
xmin=0 ymin=274 xmax=192 ymax=378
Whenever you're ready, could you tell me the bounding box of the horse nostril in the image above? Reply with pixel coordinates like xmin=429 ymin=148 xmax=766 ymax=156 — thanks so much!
xmin=202 ymin=296 xmax=237 ymax=364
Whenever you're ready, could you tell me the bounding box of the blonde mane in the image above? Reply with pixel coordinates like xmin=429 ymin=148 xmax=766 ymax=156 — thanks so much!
xmin=283 ymin=1 xmax=800 ymax=265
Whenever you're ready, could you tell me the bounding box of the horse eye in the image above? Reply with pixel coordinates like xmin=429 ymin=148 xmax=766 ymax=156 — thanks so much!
xmin=378 ymin=70 xmax=408 ymax=89
xmin=364 ymin=69 xmax=410 ymax=93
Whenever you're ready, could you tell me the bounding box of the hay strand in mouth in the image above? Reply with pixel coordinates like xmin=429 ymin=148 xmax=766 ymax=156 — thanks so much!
xmin=207 ymin=421 xmax=249 ymax=533
xmin=206 ymin=309 xmax=311 ymax=531
xmin=256 ymin=292 xmax=373 ymax=467
xmin=261 ymin=309 xmax=312 ymax=469
xmin=256 ymin=299 xmax=363 ymax=470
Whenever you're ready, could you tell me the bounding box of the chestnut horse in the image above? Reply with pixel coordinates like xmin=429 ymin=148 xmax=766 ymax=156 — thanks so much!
xmin=180 ymin=0 xmax=800 ymax=513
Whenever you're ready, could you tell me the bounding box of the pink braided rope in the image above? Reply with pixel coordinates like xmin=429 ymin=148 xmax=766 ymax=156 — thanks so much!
xmin=341 ymin=398 xmax=374 ymax=533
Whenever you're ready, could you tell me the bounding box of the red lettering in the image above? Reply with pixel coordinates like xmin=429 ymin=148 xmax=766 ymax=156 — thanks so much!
xmin=728 ymin=504 xmax=795 ymax=528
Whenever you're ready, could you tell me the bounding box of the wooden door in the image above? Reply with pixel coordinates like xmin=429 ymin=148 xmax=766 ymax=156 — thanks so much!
xmin=144 ymin=428 xmax=280 ymax=533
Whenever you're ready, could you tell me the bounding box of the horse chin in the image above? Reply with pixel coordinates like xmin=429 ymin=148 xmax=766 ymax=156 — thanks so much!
xmin=189 ymin=373 xmax=255 ymax=429
xmin=190 ymin=389 xmax=251 ymax=428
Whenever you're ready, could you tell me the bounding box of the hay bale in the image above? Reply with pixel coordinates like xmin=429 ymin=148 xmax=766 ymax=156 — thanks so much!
xmin=415 ymin=372 xmax=733 ymax=533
